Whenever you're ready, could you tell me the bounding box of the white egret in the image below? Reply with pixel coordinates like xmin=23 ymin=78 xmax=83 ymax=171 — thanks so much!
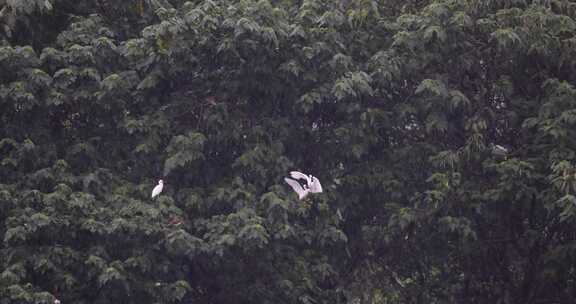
xmin=289 ymin=171 xmax=323 ymax=193
xmin=491 ymin=144 xmax=509 ymax=157
xmin=284 ymin=177 xmax=311 ymax=200
xmin=151 ymin=179 xmax=163 ymax=198
xmin=285 ymin=171 xmax=323 ymax=200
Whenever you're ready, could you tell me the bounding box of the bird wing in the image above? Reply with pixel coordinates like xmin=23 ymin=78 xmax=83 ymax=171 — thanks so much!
xmin=309 ymin=175 xmax=323 ymax=193
xmin=151 ymin=184 xmax=163 ymax=198
xmin=284 ymin=177 xmax=309 ymax=200
xmin=290 ymin=171 xmax=311 ymax=184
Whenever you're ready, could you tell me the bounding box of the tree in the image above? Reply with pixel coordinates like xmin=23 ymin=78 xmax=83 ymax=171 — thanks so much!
xmin=1 ymin=0 xmax=576 ymax=303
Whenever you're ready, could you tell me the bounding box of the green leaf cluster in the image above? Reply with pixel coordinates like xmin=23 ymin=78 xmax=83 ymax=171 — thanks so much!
xmin=2 ymin=0 xmax=576 ymax=303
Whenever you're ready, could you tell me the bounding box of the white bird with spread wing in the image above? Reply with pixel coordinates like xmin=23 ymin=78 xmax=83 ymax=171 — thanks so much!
xmin=284 ymin=171 xmax=323 ymax=200
xmin=151 ymin=179 xmax=164 ymax=198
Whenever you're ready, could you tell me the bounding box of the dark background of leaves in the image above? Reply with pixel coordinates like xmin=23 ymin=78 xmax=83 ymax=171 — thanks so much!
xmin=1 ymin=0 xmax=576 ymax=303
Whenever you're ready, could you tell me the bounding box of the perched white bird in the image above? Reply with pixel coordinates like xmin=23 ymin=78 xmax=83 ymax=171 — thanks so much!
xmin=289 ymin=171 xmax=323 ymax=193
xmin=54 ymin=299 xmax=61 ymax=304
xmin=284 ymin=177 xmax=311 ymax=200
xmin=151 ymin=180 xmax=164 ymax=198
xmin=491 ymin=144 xmax=509 ymax=157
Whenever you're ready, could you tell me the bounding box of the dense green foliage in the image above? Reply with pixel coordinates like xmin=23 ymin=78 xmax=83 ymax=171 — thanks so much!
xmin=2 ymin=0 xmax=576 ymax=303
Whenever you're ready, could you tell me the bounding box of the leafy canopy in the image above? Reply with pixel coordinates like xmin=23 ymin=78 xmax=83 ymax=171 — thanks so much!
xmin=2 ymin=0 xmax=576 ymax=303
